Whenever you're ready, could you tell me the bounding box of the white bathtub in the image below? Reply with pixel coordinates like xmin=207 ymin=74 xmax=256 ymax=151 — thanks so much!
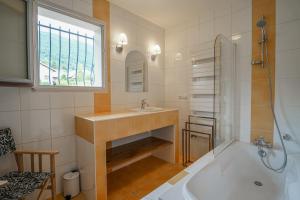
xmin=151 ymin=141 xmax=300 ymax=200
xmin=182 ymin=142 xmax=300 ymax=200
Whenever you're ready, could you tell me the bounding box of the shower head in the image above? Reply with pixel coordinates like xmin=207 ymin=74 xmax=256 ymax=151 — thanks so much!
xmin=256 ymin=16 xmax=266 ymax=28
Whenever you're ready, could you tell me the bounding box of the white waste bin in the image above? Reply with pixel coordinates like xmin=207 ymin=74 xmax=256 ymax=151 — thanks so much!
xmin=63 ymin=171 xmax=80 ymax=198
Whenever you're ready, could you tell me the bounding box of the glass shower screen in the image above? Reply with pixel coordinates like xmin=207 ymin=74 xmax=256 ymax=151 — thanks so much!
xmin=213 ymin=34 xmax=236 ymax=156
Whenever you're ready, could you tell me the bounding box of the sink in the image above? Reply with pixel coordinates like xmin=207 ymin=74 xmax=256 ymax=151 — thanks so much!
xmin=131 ymin=107 xmax=164 ymax=112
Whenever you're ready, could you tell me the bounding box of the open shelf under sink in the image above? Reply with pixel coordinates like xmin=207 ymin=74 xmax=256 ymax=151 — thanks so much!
xmin=106 ymin=137 xmax=173 ymax=173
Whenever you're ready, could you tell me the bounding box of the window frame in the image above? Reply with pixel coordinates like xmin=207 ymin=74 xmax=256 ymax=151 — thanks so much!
xmin=0 ymin=0 xmax=34 ymax=85
xmin=33 ymin=0 xmax=107 ymax=91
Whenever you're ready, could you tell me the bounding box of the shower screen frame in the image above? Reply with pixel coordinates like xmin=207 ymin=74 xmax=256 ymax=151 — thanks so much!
xmin=213 ymin=34 xmax=236 ymax=156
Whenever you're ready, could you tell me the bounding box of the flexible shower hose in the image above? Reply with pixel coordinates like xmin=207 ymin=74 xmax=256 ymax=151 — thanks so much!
xmin=259 ymin=41 xmax=288 ymax=173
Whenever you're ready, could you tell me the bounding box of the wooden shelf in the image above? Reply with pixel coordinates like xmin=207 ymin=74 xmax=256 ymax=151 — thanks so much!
xmin=106 ymin=137 xmax=172 ymax=173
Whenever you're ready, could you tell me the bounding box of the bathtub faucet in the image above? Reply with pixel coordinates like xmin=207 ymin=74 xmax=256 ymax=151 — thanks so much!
xmin=254 ymin=137 xmax=272 ymax=158
xmin=254 ymin=136 xmax=273 ymax=149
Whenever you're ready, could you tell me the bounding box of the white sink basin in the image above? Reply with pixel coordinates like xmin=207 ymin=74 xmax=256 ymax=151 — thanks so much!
xmin=131 ymin=107 xmax=164 ymax=112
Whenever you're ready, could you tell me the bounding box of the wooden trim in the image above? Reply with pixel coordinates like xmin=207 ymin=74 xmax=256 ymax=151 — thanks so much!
xmin=15 ymin=154 xmax=24 ymax=172
xmin=75 ymin=116 xmax=95 ymax=143
xmin=31 ymin=154 xmax=35 ymax=172
xmin=14 ymin=150 xmax=59 ymax=155
xmin=38 ymin=178 xmax=50 ymax=200
xmin=251 ymin=0 xmax=276 ymax=143
xmin=50 ymin=154 xmax=56 ymax=200
xmin=93 ymin=0 xmax=111 ymax=113
xmin=168 ymin=170 xmax=189 ymax=185
xmin=39 ymin=154 xmax=43 ymax=172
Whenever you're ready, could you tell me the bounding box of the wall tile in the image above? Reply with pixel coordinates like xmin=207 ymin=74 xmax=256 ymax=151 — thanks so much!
xmin=235 ymin=31 xmax=252 ymax=58
xmin=21 ymin=110 xmax=51 ymax=143
xmin=22 ymin=140 xmax=52 ymax=172
xmin=199 ymin=20 xmax=214 ymax=44
xmin=111 ymin=82 xmax=128 ymax=106
xmin=236 ymin=55 xmax=252 ymax=81
xmin=0 ymin=111 xmax=22 ymax=144
xmin=48 ymin=0 xmax=73 ymax=10
xmin=213 ymin=0 xmax=231 ymax=18
xmin=277 ymin=20 xmax=300 ymax=52
xmin=50 ymin=92 xmax=74 ymax=109
xmin=231 ymin=0 xmax=251 ymax=13
xmin=73 ymin=0 xmax=92 ymax=16
xmin=75 ymin=106 xmax=94 ymax=115
xmin=237 ymin=80 xmax=251 ymax=107
xmin=110 ymin=59 xmax=125 ymax=84
xmin=277 ymin=0 xmax=300 ymax=24
xmin=232 ymin=7 xmax=252 ymax=34
xmin=276 ymin=78 xmax=300 ymax=106
xmin=51 ymin=108 xmax=75 ymax=138
xmin=20 ymin=89 xmax=50 ymax=110
xmin=187 ymin=23 xmax=200 ymax=48
xmin=214 ymin=15 xmax=231 ymax=37
xmin=52 ymin=135 xmax=76 ymax=166
xmin=0 ymin=87 xmax=20 ymax=112
xmin=198 ymin=8 xmax=214 ymax=23
xmin=74 ymin=92 xmax=94 ymax=107
xmin=276 ymin=49 xmax=300 ymax=79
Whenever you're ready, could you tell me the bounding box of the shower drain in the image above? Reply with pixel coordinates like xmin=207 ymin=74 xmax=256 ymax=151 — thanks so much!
xmin=254 ymin=181 xmax=263 ymax=187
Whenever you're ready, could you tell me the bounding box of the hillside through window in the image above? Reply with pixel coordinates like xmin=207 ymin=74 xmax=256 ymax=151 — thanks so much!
xmin=37 ymin=6 xmax=104 ymax=88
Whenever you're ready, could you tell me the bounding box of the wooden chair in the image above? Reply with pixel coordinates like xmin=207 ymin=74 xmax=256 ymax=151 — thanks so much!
xmin=0 ymin=128 xmax=59 ymax=200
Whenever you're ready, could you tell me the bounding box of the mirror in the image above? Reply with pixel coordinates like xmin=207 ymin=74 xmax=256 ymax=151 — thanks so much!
xmin=125 ymin=51 xmax=148 ymax=92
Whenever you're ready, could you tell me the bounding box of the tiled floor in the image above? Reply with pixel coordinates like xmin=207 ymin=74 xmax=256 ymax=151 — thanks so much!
xmin=107 ymin=156 xmax=184 ymax=200
xmin=52 ymin=156 xmax=183 ymax=200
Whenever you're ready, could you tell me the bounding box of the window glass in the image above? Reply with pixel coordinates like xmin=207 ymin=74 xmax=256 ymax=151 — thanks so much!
xmin=37 ymin=6 xmax=103 ymax=88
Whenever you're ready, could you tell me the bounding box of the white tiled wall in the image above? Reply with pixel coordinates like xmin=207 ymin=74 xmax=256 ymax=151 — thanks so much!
xmin=0 ymin=0 xmax=94 ymax=198
xmin=109 ymin=4 xmax=165 ymax=147
xmin=164 ymin=0 xmax=252 ymax=143
xmin=110 ymin=4 xmax=165 ymax=111
xmin=0 ymin=88 xmax=94 ymax=195
xmin=275 ymin=0 xmax=300 ymax=153
xmin=0 ymin=1 xmax=165 ymax=197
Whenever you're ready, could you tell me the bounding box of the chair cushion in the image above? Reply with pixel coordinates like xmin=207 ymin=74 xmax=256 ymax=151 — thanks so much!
xmin=0 ymin=128 xmax=16 ymax=157
xmin=0 ymin=171 xmax=51 ymax=200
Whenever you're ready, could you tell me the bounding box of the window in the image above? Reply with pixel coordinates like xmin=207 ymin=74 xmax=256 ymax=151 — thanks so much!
xmin=37 ymin=4 xmax=105 ymax=89
xmin=0 ymin=0 xmax=33 ymax=84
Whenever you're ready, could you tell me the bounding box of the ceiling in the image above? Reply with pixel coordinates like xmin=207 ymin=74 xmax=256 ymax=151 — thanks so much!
xmin=109 ymin=0 xmax=211 ymax=28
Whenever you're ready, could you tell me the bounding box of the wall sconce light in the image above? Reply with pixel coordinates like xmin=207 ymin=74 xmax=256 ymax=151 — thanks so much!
xmin=232 ymin=34 xmax=242 ymax=41
xmin=150 ymin=44 xmax=161 ymax=61
xmin=116 ymin=33 xmax=128 ymax=53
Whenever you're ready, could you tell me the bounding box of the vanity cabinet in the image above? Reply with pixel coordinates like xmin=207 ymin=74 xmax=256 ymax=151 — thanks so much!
xmin=75 ymin=109 xmax=179 ymax=200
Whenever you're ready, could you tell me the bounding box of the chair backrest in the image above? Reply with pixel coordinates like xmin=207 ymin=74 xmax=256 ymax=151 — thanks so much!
xmin=0 ymin=128 xmax=16 ymax=157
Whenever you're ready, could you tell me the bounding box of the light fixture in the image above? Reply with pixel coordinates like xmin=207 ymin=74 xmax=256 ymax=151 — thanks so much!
xmin=175 ymin=52 xmax=183 ymax=61
xmin=116 ymin=33 xmax=128 ymax=53
xmin=232 ymin=34 xmax=242 ymax=41
xmin=150 ymin=44 xmax=161 ymax=61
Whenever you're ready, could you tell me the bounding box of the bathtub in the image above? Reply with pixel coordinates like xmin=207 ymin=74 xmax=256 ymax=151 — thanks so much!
xmin=182 ymin=142 xmax=300 ymax=200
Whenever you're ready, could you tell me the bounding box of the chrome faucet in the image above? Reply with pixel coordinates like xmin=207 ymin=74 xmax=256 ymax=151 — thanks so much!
xmin=140 ymin=99 xmax=149 ymax=110
xmin=254 ymin=136 xmax=273 ymax=149
xmin=254 ymin=136 xmax=272 ymax=158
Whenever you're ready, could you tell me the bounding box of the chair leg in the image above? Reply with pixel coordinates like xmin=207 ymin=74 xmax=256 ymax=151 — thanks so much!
xmin=50 ymin=174 xmax=56 ymax=200
xmin=37 ymin=178 xmax=49 ymax=200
